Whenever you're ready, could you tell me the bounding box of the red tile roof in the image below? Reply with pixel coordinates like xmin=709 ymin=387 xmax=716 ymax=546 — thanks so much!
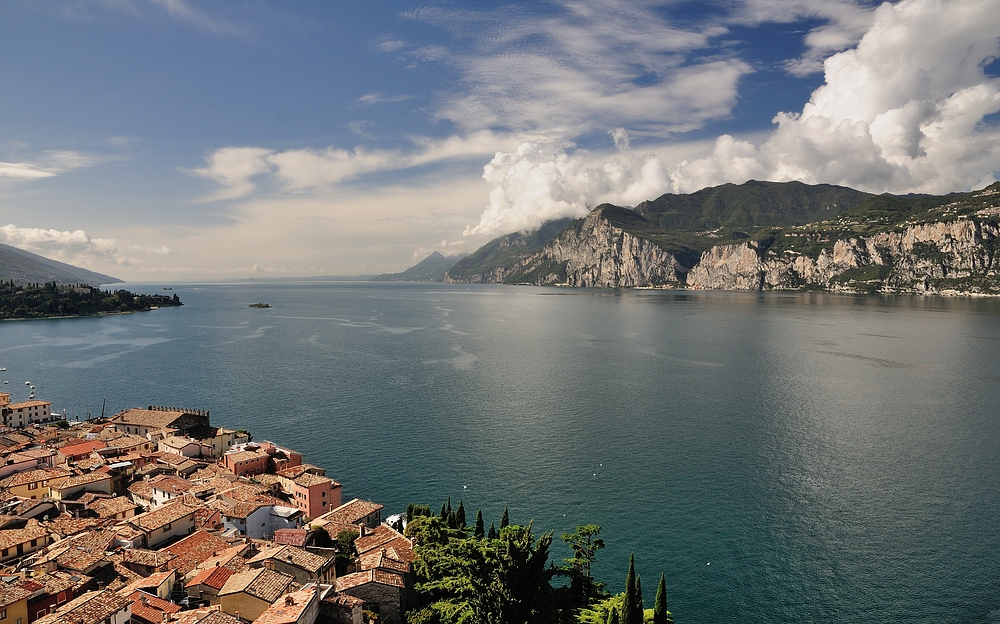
xmin=160 ymin=530 xmax=230 ymax=575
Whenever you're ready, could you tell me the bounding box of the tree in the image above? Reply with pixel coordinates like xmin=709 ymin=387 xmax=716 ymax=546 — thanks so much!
xmin=653 ymin=573 xmax=673 ymax=624
xmin=559 ymin=524 xmax=606 ymax=605
xmin=474 ymin=510 xmax=485 ymax=539
xmin=488 ymin=523 xmax=497 ymax=539
xmin=456 ymin=500 xmax=466 ymax=528
xmin=313 ymin=526 xmax=333 ymax=548
xmin=621 ymin=554 xmax=640 ymax=624
xmin=636 ymin=575 xmax=643 ymax=615
xmin=607 ymin=608 xmax=619 ymax=624
xmin=500 ymin=506 xmax=510 ymax=529
xmin=335 ymin=529 xmax=359 ymax=575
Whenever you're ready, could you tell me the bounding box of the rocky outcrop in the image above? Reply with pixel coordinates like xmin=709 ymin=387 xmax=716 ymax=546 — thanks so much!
xmin=688 ymin=219 xmax=1000 ymax=293
xmin=506 ymin=208 xmax=693 ymax=287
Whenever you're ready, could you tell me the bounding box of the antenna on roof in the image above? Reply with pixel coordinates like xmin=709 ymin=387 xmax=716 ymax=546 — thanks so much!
xmin=101 ymin=398 xmax=106 ymax=419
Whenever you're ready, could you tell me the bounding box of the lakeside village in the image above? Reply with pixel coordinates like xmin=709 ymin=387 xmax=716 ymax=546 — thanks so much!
xmin=0 ymin=392 xmax=416 ymax=624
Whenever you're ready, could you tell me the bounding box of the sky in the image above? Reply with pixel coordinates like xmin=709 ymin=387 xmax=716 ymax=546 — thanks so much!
xmin=1 ymin=0 xmax=999 ymax=280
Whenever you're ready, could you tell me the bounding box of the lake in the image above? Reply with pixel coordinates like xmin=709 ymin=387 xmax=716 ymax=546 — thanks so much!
xmin=3 ymin=282 xmax=999 ymax=623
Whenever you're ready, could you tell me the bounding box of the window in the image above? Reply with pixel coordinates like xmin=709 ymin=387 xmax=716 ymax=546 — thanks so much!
xmin=1 ymin=608 xmax=6 ymax=620
xmin=27 ymin=482 xmax=38 ymax=490
xmin=164 ymin=522 xmax=172 ymax=531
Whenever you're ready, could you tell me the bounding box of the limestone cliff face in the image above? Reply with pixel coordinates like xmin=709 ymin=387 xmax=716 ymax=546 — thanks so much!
xmin=687 ymin=219 xmax=1000 ymax=293
xmin=509 ymin=209 xmax=692 ymax=287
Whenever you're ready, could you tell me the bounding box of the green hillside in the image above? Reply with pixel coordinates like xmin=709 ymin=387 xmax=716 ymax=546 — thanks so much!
xmin=371 ymin=251 xmax=467 ymax=282
xmin=0 ymin=243 xmax=121 ymax=285
xmin=445 ymin=218 xmax=572 ymax=281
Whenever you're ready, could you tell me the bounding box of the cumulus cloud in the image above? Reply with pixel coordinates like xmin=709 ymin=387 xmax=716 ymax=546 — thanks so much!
xmin=0 ymin=224 xmax=127 ymax=265
xmin=463 ymin=131 xmax=671 ymax=237
xmin=670 ymin=0 xmax=1000 ymax=194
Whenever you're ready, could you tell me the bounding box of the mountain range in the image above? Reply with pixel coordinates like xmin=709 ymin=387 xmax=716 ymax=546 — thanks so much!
xmin=390 ymin=180 xmax=1000 ymax=295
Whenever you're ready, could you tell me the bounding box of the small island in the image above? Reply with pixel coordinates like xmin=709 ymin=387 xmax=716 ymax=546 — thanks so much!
xmin=0 ymin=281 xmax=182 ymax=319
xmin=248 ymin=302 xmax=271 ymax=308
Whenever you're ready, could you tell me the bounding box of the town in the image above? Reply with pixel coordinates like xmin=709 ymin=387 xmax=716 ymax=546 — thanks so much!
xmin=0 ymin=392 xmax=413 ymax=624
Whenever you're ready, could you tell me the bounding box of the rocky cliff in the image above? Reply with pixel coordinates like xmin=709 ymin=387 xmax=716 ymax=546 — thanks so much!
xmin=687 ymin=218 xmax=1000 ymax=294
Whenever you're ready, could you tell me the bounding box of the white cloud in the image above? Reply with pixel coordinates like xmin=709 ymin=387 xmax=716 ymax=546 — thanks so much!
xmin=669 ymin=0 xmax=1000 ymax=194
xmin=463 ymin=131 xmax=672 ymax=237
xmin=0 ymin=224 xmax=126 ymax=265
xmin=354 ymin=93 xmax=412 ymax=106
xmin=402 ymin=0 xmax=750 ymax=136
xmin=0 ymin=163 xmax=56 ymax=180
xmin=190 ymin=132 xmax=524 ymax=200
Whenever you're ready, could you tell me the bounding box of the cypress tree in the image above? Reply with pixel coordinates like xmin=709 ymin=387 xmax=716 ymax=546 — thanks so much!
xmin=621 ymin=553 xmax=639 ymax=624
xmin=636 ymin=575 xmax=643 ymax=615
xmin=474 ymin=509 xmax=485 ymax=538
xmin=440 ymin=501 xmax=448 ymax=518
xmin=500 ymin=505 xmax=510 ymax=529
xmin=456 ymin=500 xmax=466 ymax=527
xmin=488 ymin=522 xmax=497 ymax=539
xmin=607 ymin=607 xmax=619 ymax=624
xmin=653 ymin=572 xmax=672 ymax=624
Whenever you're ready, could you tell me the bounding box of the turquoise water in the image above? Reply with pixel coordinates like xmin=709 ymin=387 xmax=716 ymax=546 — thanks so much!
xmin=3 ymin=282 xmax=1000 ymax=623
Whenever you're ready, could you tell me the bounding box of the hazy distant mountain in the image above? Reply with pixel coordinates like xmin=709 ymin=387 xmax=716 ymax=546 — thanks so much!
xmin=371 ymin=251 xmax=469 ymax=282
xmin=0 ymin=243 xmax=121 ymax=285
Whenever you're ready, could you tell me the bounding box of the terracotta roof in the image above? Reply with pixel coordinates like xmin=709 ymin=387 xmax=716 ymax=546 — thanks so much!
xmin=254 ymin=587 xmax=316 ymax=624
xmin=275 ymin=465 xmax=324 ymax=480
xmin=117 ymin=570 xmax=175 ymax=596
xmin=159 ymin=436 xmax=200 ymax=449
xmin=317 ymin=498 xmax=382 ymax=525
xmin=90 ymin=496 xmax=137 ymax=518
xmin=0 ymin=580 xmax=32 ymax=608
xmin=185 ymin=565 xmax=234 ymax=590
xmin=117 ymin=547 xmax=176 ymax=568
xmin=249 ymin=544 xmax=331 ymax=574
xmin=9 ymin=447 xmax=56 ymax=461
xmin=35 ymin=588 xmax=131 ymax=624
xmin=54 ymin=471 xmax=111 ymax=490
xmin=128 ymin=480 xmax=155 ymax=500
xmin=112 ymin=408 xmax=189 ymax=429
xmin=359 ymin=549 xmax=411 ymax=574
xmin=171 ymin=609 xmax=242 ymax=624
xmin=273 ymin=528 xmax=309 ymax=547
xmin=354 ymin=524 xmax=416 ymax=563
xmin=0 ymin=521 xmax=50 ymax=551
xmin=218 ymin=568 xmax=293 ymax=603
xmin=191 ymin=543 xmax=251 ymax=575
xmin=57 ymin=440 xmax=107 ymax=457
xmin=0 ymin=467 xmax=71 ymax=488
xmin=223 ymin=449 xmax=267 ymax=464
xmin=292 ymin=472 xmax=335 ymax=488
xmin=45 ymin=517 xmax=103 ymax=537
xmin=129 ymin=500 xmax=198 ymax=532
xmin=23 ymin=570 xmax=83 ymax=596
xmin=149 ymin=474 xmax=195 ymax=495
xmin=7 ymin=400 xmax=52 ymax=409
xmin=335 ymin=568 xmax=405 ymax=591
xmin=125 ymin=590 xmax=181 ymax=623
xmin=160 ymin=530 xmax=230 ymax=575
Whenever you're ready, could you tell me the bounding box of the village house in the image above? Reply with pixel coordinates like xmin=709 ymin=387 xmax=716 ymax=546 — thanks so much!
xmin=110 ymin=406 xmax=210 ymax=438
xmin=0 ymin=520 xmax=53 ymax=565
xmin=19 ymin=570 xmax=86 ymax=622
xmin=0 ymin=468 xmax=71 ymax=500
xmin=54 ymin=440 xmax=106 ymax=467
xmin=220 ymin=503 xmax=302 ymax=541
xmin=87 ymin=496 xmax=137 ymax=521
xmin=0 ymin=449 xmax=56 ymax=479
xmin=248 ymin=544 xmax=336 ymax=586
xmin=49 ymin=472 xmax=113 ymax=500
xmin=220 ymin=447 xmax=269 ymax=478
xmin=125 ymin=590 xmax=182 ymax=624
xmin=118 ymin=569 xmax=177 ymax=601
xmin=159 ymin=530 xmax=231 ymax=576
xmin=334 ymin=569 xmax=408 ymax=624
xmin=314 ymin=499 xmax=383 ymax=531
xmin=33 ymin=589 xmax=131 ymax=624
xmin=158 ymin=436 xmax=210 ymax=458
xmin=0 ymin=393 xmax=54 ymax=429
xmin=0 ymin=580 xmax=32 ymax=624
xmin=184 ymin=566 xmax=234 ymax=606
xmin=253 ymin=586 xmax=319 ymax=624
xmin=217 ymin=568 xmax=294 ymax=622
xmin=125 ymin=500 xmax=198 ymax=549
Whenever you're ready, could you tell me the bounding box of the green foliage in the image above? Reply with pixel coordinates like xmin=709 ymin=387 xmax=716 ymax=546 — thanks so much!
xmin=621 ymin=555 xmax=640 ymax=624
xmin=408 ymin=515 xmax=555 ymax=624
xmin=335 ymin=529 xmax=359 ymax=574
xmin=474 ymin=510 xmax=485 ymax=539
xmin=0 ymin=282 xmax=181 ymax=320
xmin=456 ymin=501 xmax=466 ymax=528
xmin=559 ymin=524 xmax=607 ymax=606
xmin=653 ymin=573 xmax=672 ymax=624
xmin=445 ymin=219 xmax=572 ymax=281
xmin=55 ymin=419 xmax=70 ymax=430
xmin=500 ymin=506 xmax=510 ymax=529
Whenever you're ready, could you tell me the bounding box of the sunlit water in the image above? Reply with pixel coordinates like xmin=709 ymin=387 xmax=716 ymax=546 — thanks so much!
xmin=3 ymin=282 xmax=1000 ymax=623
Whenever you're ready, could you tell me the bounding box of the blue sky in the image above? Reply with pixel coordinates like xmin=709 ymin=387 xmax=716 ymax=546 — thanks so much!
xmin=1 ymin=0 xmax=998 ymax=280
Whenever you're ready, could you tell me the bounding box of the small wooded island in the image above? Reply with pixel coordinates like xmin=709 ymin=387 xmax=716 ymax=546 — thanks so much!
xmin=249 ymin=302 xmax=271 ymax=308
xmin=0 ymin=281 xmax=182 ymax=319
